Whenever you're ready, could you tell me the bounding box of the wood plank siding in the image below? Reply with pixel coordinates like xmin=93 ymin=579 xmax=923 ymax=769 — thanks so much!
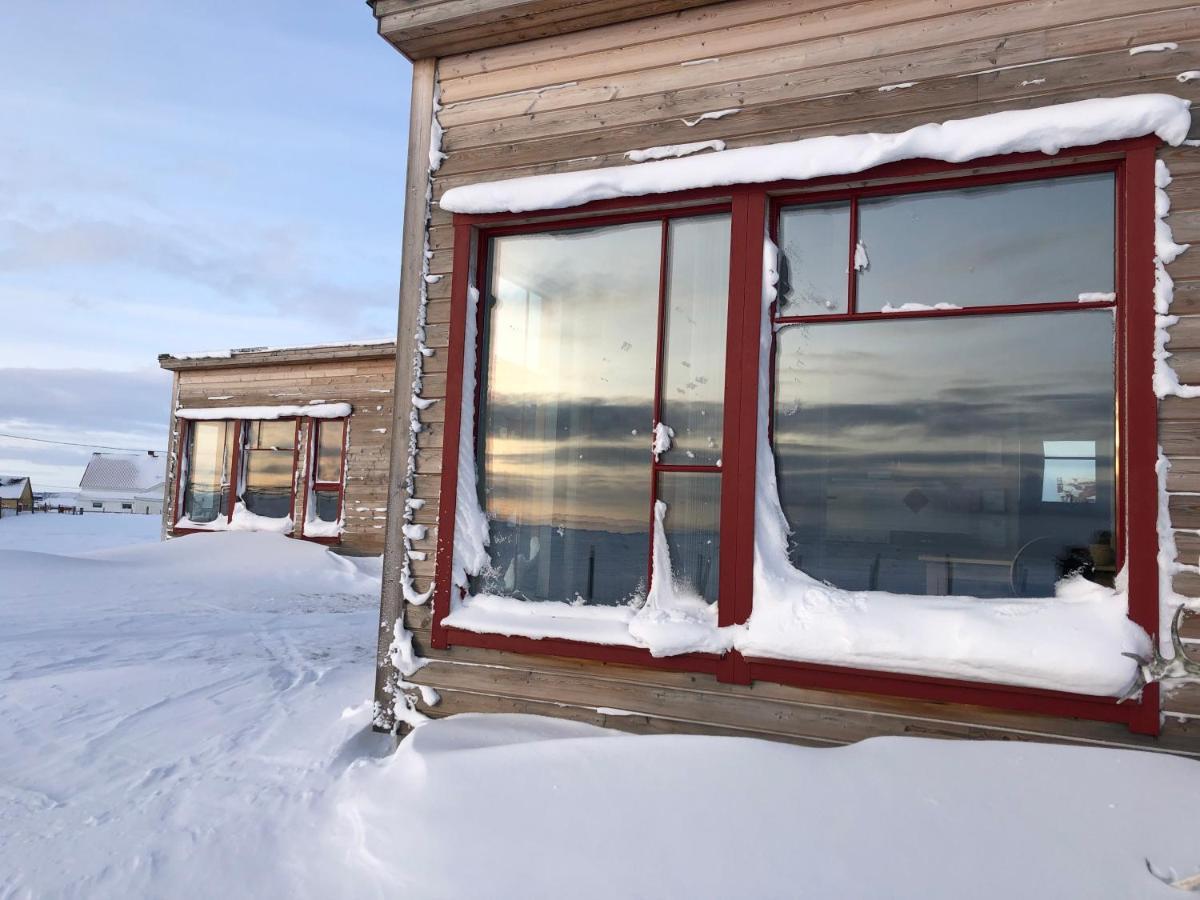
xmin=381 ymin=0 xmax=1200 ymax=750
xmin=160 ymin=345 xmax=396 ymax=556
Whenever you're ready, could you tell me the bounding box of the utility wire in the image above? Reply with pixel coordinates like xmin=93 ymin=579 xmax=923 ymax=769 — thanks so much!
xmin=0 ymin=431 xmax=166 ymax=454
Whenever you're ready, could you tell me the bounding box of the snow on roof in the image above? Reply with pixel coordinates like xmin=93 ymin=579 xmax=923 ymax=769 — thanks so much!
xmin=0 ymin=476 xmax=31 ymax=500
xmin=440 ymin=93 xmax=1192 ymax=214
xmin=78 ymin=453 xmax=166 ymax=493
xmin=162 ymin=338 xmax=394 ymax=362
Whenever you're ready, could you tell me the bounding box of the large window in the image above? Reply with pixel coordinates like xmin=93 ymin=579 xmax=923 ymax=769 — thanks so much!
xmin=772 ymin=172 xmax=1117 ymax=599
xmin=242 ymin=420 xmax=297 ymax=519
xmin=182 ymin=420 xmax=235 ymax=524
xmin=435 ymin=144 xmax=1159 ymax=726
xmin=177 ymin=415 xmax=346 ymax=538
xmin=473 ymin=212 xmax=730 ymax=607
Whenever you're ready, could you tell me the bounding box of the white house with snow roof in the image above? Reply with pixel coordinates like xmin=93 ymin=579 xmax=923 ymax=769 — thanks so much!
xmin=78 ymin=452 xmax=166 ymax=515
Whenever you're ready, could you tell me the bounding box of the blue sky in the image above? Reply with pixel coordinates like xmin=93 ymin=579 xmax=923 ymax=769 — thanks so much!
xmin=0 ymin=1 xmax=411 ymax=491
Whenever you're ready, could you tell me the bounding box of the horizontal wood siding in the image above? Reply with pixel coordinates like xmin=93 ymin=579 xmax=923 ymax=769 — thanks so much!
xmin=166 ymin=357 xmax=395 ymax=555
xmin=398 ymin=0 xmax=1200 ymax=749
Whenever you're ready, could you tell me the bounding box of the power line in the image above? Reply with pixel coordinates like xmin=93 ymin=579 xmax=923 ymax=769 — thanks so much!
xmin=0 ymin=431 xmax=166 ymax=454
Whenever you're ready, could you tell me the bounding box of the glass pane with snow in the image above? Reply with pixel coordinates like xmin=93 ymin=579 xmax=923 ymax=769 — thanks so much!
xmin=473 ymin=222 xmax=660 ymax=605
xmin=772 ymin=309 xmax=1115 ymax=599
xmin=660 ymin=214 xmax=731 ymax=464
xmin=315 ymin=419 xmax=345 ymax=484
xmin=856 ymin=173 xmax=1114 ymax=311
xmin=776 ymin=202 xmax=850 ymax=316
xmin=656 ymin=473 xmax=721 ymax=604
xmin=241 ymin=420 xmax=295 ymax=519
xmin=182 ymin=420 xmax=234 ymax=524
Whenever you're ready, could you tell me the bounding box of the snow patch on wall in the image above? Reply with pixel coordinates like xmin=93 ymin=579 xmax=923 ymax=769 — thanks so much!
xmin=1152 ymin=159 xmax=1195 ymax=399
xmin=878 ymin=81 xmax=918 ymax=92
xmin=680 ymin=108 xmax=740 ymax=127
xmin=1129 ymin=42 xmax=1178 ymax=55
xmin=626 ymin=140 xmax=725 ymax=163
xmin=1177 ymin=71 xmax=1200 ymax=84
xmin=451 ymin=285 xmax=491 ymax=591
xmin=440 ymin=94 xmax=1191 ymax=215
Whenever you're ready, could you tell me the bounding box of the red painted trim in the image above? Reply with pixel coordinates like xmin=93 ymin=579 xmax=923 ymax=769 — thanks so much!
xmin=654 ymin=464 xmax=723 ymax=473
xmin=846 ymin=195 xmax=859 ymax=315
xmin=443 ymin=626 xmax=722 ymax=675
xmin=648 ymin=218 xmax=670 ymax=598
xmin=430 ymin=222 xmax=476 ymax=650
xmin=747 ymin=657 xmax=1136 ymax=724
xmin=775 ymin=299 xmax=1117 ymax=324
xmin=225 ymin=420 xmax=242 ymax=524
xmin=436 ymin=141 xmax=1162 ymax=733
xmin=1122 ymin=144 xmax=1161 ymax=736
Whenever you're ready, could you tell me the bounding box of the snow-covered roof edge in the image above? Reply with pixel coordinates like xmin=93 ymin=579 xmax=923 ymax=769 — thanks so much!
xmin=160 ymin=339 xmax=395 ymax=367
xmin=440 ymin=94 xmax=1192 ymax=215
xmin=176 ymin=403 xmax=352 ymax=421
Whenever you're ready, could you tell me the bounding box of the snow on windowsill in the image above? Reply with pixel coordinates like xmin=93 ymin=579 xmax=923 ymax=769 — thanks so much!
xmin=176 ymin=402 xmax=351 ymax=421
xmin=176 ymin=503 xmax=294 ymax=535
xmin=440 ymin=94 xmax=1191 ymax=214
xmin=880 ymin=302 xmax=961 ymax=313
xmin=302 ymin=517 xmax=343 ymax=539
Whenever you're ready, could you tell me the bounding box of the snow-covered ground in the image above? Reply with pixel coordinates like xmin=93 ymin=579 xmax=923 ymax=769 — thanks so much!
xmin=0 ymin=511 xmax=161 ymax=553
xmin=2 ymin=515 xmax=1199 ymax=899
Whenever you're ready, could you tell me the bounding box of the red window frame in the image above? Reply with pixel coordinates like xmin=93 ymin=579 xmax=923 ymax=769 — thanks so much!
xmin=299 ymin=417 xmax=350 ymax=545
xmin=171 ymin=417 xmax=302 ymax=536
xmin=431 ymin=137 xmax=1161 ymax=734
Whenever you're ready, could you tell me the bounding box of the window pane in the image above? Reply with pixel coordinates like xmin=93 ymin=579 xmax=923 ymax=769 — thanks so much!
xmin=857 ymin=173 xmax=1115 ymax=311
xmin=777 ymin=202 xmax=850 ymax=316
xmin=657 ymin=472 xmax=721 ymax=603
xmin=313 ymin=488 xmax=340 ymax=523
xmin=773 ymin=310 xmax=1115 ymax=599
xmin=243 ymin=420 xmax=294 ymax=519
xmin=183 ymin=420 xmax=232 ymax=523
xmin=660 ymin=215 xmax=730 ymax=464
xmin=316 ymin=419 xmax=345 ymax=483
xmin=474 ymin=222 xmax=661 ymax=605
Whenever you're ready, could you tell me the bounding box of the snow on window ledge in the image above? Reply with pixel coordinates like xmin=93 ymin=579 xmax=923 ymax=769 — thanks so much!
xmin=176 ymin=503 xmax=294 ymax=535
xmin=176 ymin=403 xmax=351 ymax=421
xmin=302 ymin=517 xmax=343 ymax=539
xmin=440 ymin=94 xmax=1191 ymax=215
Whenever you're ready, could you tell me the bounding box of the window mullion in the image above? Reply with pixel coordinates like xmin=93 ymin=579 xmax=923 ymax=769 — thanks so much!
xmin=647 ymin=218 xmax=671 ymax=598
xmin=847 ymin=195 xmax=859 ymax=315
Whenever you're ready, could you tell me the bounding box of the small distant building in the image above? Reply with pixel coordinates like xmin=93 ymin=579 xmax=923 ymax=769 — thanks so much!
xmin=158 ymin=340 xmax=396 ymax=556
xmin=78 ymin=453 xmax=166 ymax=515
xmin=0 ymin=476 xmax=34 ymax=514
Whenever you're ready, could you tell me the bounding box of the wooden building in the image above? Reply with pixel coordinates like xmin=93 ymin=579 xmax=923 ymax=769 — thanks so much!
xmin=0 ymin=476 xmax=34 ymax=515
xmin=159 ymin=341 xmax=396 ymax=556
xmin=368 ymin=0 xmax=1200 ymax=755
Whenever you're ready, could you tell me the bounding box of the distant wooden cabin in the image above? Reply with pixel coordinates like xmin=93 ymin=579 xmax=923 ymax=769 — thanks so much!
xmin=158 ymin=341 xmax=397 ymax=556
xmin=0 ymin=476 xmax=34 ymax=515
xmin=368 ymin=0 xmax=1200 ymax=755
xmin=78 ymin=452 xmax=166 ymax=515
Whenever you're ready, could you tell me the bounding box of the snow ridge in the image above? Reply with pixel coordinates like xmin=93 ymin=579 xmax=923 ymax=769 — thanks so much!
xmin=440 ymin=94 xmax=1191 ymax=214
